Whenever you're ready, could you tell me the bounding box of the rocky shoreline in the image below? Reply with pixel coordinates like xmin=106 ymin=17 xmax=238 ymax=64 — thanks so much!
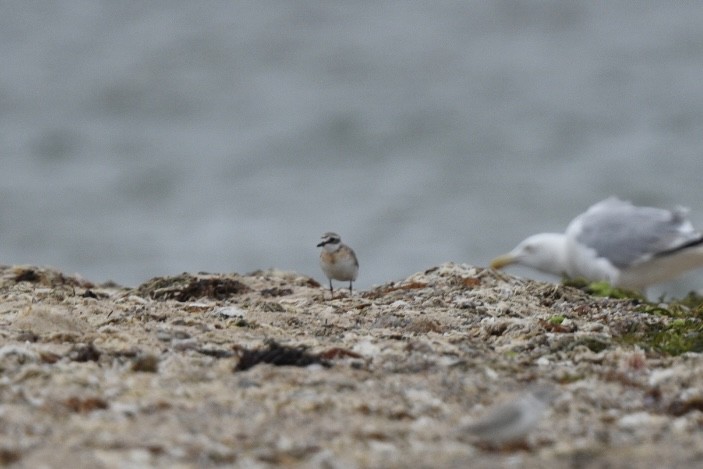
xmin=1 ymin=263 xmax=703 ymax=468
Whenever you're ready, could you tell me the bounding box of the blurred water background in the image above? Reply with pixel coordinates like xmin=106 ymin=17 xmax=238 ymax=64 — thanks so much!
xmin=2 ymin=2 xmax=703 ymax=296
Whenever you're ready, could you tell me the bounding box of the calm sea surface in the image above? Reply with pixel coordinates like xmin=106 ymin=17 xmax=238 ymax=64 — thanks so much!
xmin=2 ymin=2 xmax=703 ymax=296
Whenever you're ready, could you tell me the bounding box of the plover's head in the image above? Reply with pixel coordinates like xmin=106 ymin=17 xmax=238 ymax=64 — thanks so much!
xmin=317 ymin=232 xmax=341 ymax=248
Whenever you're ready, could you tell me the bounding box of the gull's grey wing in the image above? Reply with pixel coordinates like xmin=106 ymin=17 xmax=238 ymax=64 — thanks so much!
xmin=570 ymin=198 xmax=703 ymax=269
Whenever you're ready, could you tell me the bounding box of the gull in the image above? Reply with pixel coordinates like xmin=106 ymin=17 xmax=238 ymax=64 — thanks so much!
xmin=317 ymin=232 xmax=359 ymax=294
xmin=490 ymin=197 xmax=703 ymax=292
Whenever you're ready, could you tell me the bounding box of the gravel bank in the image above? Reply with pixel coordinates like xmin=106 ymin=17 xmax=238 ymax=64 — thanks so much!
xmin=1 ymin=263 xmax=702 ymax=468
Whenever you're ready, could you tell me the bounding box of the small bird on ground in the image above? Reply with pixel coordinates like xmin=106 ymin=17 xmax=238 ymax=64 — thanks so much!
xmin=490 ymin=197 xmax=703 ymax=293
xmin=460 ymin=384 xmax=556 ymax=447
xmin=317 ymin=232 xmax=359 ymax=294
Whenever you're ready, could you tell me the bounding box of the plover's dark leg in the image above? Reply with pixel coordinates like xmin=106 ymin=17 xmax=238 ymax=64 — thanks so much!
xmin=329 ymin=279 xmax=333 ymax=293
xmin=349 ymin=281 xmax=353 ymax=294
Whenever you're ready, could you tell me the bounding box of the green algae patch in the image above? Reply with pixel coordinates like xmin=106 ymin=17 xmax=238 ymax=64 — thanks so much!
xmin=562 ymin=278 xmax=644 ymax=301
xmin=557 ymin=282 xmax=703 ymax=356
xmin=548 ymin=315 xmax=565 ymax=325
xmin=674 ymin=291 xmax=703 ymax=311
xmin=618 ymin=318 xmax=703 ymax=356
xmin=613 ymin=291 xmax=703 ymax=355
xmin=636 ymin=292 xmax=703 ymax=319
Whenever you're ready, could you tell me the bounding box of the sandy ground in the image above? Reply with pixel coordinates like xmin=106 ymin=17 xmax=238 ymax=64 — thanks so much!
xmin=1 ymin=263 xmax=703 ymax=468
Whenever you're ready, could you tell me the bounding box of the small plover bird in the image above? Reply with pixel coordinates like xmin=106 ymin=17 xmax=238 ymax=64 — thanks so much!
xmin=317 ymin=232 xmax=359 ymax=294
xmin=460 ymin=384 xmax=556 ymax=447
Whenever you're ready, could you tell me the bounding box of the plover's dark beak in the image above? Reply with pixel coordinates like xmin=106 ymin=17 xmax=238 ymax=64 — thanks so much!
xmin=316 ymin=241 xmax=326 ymax=247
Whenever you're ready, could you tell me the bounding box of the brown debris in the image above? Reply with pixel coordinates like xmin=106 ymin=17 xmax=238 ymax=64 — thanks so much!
xmin=234 ymin=341 xmax=330 ymax=371
xmin=0 ymin=449 xmax=21 ymax=465
xmin=62 ymin=396 xmax=109 ymax=413
xmin=131 ymin=353 xmax=159 ymax=372
xmin=12 ymin=266 xmax=94 ymax=288
xmin=135 ymin=273 xmax=250 ymax=301
xmin=260 ymin=287 xmax=293 ymax=297
xmin=667 ymin=396 xmax=703 ymax=416
xmin=68 ymin=343 xmax=101 ymax=362
xmin=538 ymin=318 xmax=576 ymax=333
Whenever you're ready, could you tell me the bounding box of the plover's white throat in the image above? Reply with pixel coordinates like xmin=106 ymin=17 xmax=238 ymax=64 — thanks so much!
xmin=317 ymin=232 xmax=359 ymax=294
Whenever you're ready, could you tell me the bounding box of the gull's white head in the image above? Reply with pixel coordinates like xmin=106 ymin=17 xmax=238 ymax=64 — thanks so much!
xmin=491 ymin=233 xmax=569 ymax=277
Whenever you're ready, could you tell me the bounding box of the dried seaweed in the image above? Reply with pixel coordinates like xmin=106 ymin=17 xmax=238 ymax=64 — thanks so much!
xmin=68 ymin=343 xmax=101 ymax=362
xmin=136 ymin=274 xmax=250 ymax=301
xmin=63 ymin=396 xmax=109 ymax=413
xmin=234 ymin=341 xmax=330 ymax=371
xmin=12 ymin=267 xmax=93 ymax=288
xmin=260 ymin=287 xmax=293 ymax=298
xmin=131 ymin=353 xmax=159 ymax=372
xmin=197 ymin=348 xmax=235 ymax=359
xmin=667 ymin=396 xmax=703 ymax=416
